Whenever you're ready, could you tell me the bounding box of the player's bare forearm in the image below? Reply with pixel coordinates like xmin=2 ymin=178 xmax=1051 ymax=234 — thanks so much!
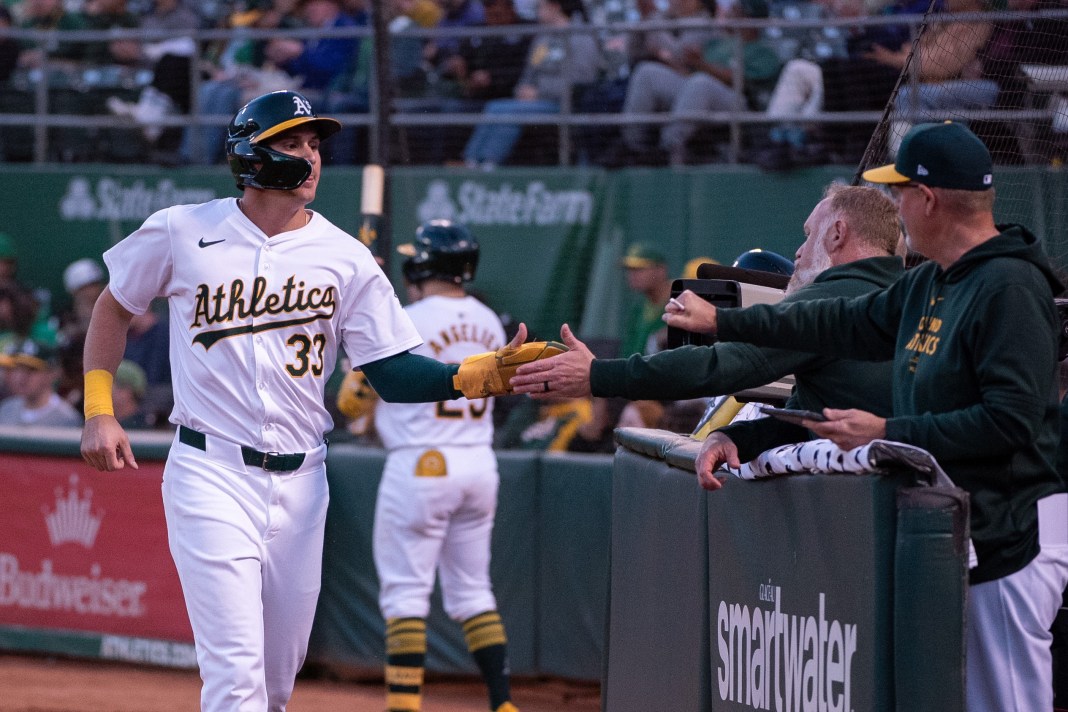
xmin=662 ymin=289 xmax=718 ymax=334
xmin=80 ymin=287 xmax=139 ymax=471
xmin=83 ymin=287 xmax=135 ymax=373
xmin=510 ymin=323 xmax=593 ymax=399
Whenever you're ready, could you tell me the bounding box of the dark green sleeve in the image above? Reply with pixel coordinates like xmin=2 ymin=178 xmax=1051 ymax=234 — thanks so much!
xmin=716 ymin=393 xmax=811 ymax=462
xmin=589 ymin=342 xmax=821 ymax=401
xmin=360 ymin=351 xmax=461 ymax=402
xmin=717 ymin=288 xmax=900 ymax=361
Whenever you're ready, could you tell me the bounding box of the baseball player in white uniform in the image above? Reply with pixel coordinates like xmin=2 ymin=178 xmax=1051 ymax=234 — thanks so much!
xmin=339 ymin=220 xmax=518 ymax=712
xmin=78 ymin=91 xmax=543 ymax=712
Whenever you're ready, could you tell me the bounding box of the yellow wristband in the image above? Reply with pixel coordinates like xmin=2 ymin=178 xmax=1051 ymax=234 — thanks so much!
xmin=84 ymin=369 xmax=115 ymax=419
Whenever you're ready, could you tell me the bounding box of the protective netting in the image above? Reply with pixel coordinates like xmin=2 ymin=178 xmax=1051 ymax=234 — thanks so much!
xmin=853 ymin=0 xmax=1068 ymax=272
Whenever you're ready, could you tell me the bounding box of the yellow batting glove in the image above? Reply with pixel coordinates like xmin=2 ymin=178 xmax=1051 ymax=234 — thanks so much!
xmin=453 ymin=340 xmax=569 ymax=398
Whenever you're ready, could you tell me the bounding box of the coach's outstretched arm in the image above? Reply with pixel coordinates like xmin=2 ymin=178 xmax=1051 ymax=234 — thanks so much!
xmin=80 ymin=287 xmax=138 ymax=472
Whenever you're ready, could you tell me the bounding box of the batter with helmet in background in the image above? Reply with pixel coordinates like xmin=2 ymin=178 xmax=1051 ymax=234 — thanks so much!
xmin=79 ymin=90 xmax=559 ymax=712
xmin=337 ymin=220 xmax=520 ymax=712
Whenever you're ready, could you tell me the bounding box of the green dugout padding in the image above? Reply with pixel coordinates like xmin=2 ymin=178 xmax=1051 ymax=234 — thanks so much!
xmin=604 ymin=445 xmax=710 ymax=712
xmin=537 ymin=452 xmax=612 ymax=678
xmin=307 ymin=444 xmax=611 ymax=680
xmin=605 ymin=428 xmax=969 ymax=712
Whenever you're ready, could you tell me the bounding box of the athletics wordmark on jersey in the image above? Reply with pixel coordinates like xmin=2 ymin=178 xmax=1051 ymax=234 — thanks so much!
xmin=191 ymin=275 xmax=336 ymax=350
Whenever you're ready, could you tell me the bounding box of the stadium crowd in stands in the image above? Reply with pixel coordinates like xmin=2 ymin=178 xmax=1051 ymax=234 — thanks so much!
xmin=1 ymin=0 xmax=1066 ymax=166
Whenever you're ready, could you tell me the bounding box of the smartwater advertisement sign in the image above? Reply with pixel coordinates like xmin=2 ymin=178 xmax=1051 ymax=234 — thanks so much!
xmin=706 ymin=476 xmax=897 ymax=712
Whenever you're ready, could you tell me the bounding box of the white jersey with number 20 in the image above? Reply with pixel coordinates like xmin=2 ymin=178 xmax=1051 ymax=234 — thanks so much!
xmin=374 ymin=295 xmax=505 ymax=450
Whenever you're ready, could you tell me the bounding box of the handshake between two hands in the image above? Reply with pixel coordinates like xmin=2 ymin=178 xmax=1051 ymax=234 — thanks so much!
xmin=453 ymin=292 xmax=721 ymax=401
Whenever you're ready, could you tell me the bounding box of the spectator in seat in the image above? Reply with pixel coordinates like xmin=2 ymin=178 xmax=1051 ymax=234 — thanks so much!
xmin=81 ymin=0 xmax=141 ymax=68
xmin=112 ymin=359 xmax=153 ymax=429
xmin=261 ymin=0 xmax=364 ymax=101
xmin=0 ymin=339 xmax=81 ymax=427
xmin=868 ymin=0 xmax=994 ymax=153
xmin=57 ymin=258 xmax=106 ymax=346
xmin=15 ymin=0 xmax=88 ymax=68
xmin=618 ymin=0 xmax=781 ymax=166
xmin=105 ymin=0 xmax=202 ymax=146
xmin=755 ymin=0 xmax=937 ymax=170
xmin=460 ymin=0 xmax=602 ymax=169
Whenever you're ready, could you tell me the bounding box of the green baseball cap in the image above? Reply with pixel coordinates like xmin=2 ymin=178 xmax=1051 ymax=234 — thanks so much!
xmin=863 ymin=121 xmax=993 ymax=191
xmin=621 ymin=242 xmax=667 ymax=269
xmin=115 ymin=359 xmax=147 ymax=398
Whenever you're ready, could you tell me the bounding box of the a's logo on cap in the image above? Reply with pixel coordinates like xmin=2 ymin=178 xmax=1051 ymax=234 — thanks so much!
xmin=292 ymin=95 xmax=313 ymax=116
xmin=983 ymin=174 xmax=993 ymax=185
xmin=916 ymin=164 xmax=929 ymax=176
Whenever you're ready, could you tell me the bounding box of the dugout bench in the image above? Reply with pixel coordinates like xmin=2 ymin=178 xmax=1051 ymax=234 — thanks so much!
xmin=603 ymin=427 xmax=970 ymax=712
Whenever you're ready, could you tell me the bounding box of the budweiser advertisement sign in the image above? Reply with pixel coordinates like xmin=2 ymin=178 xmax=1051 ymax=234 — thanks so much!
xmin=0 ymin=453 xmax=192 ymax=642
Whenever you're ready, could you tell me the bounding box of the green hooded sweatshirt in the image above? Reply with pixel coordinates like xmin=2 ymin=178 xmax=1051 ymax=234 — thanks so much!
xmin=590 ymin=256 xmax=904 ymax=458
xmin=717 ymin=225 xmax=1066 ymax=583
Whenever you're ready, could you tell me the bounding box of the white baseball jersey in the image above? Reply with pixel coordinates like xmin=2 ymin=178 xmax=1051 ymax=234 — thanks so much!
xmin=373 ymin=293 xmax=506 ymax=622
xmin=374 ymin=295 xmax=505 ymax=450
xmin=104 ymin=197 xmax=422 ymax=451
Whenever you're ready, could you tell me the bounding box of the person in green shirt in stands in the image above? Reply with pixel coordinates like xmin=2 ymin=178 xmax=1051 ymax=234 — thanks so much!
xmin=619 ymin=242 xmax=673 ymax=357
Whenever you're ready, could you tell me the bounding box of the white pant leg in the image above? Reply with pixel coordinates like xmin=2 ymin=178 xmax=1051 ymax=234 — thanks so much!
xmin=765 ymin=58 xmax=824 ymax=118
xmin=374 ymin=448 xmax=461 ymax=620
xmin=438 ymin=448 xmax=499 ymax=622
xmin=966 ymin=546 xmax=1068 ymax=712
xmin=163 ymin=440 xmax=328 ymax=712
xmin=260 ymin=460 xmax=329 ymax=710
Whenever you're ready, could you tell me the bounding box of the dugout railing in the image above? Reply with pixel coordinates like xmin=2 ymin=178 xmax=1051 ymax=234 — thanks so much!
xmin=604 ymin=426 xmax=970 ymax=712
xmin=2 ymin=10 xmax=1068 ymax=166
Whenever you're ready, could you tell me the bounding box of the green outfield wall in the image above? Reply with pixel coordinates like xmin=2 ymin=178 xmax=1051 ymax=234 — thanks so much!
xmin=3 ymin=164 xmax=1063 ymax=351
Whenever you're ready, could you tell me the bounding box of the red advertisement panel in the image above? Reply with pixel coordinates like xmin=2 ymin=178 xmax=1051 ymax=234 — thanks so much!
xmin=0 ymin=453 xmax=193 ymax=641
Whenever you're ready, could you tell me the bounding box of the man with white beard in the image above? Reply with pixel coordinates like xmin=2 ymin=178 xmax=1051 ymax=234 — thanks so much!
xmin=508 ymin=184 xmax=905 ymax=479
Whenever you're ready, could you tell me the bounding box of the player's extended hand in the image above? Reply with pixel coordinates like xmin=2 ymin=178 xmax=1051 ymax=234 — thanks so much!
xmin=453 ymin=323 xmax=570 ymax=398
xmin=81 ymin=414 xmax=138 ymax=472
xmin=509 ymin=323 xmax=594 ymax=399
xmin=694 ymin=431 xmax=738 ymax=491
xmin=662 ymin=289 xmax=718 ymax=334
xmin=804 ymin=408 xmax=886 ymax=451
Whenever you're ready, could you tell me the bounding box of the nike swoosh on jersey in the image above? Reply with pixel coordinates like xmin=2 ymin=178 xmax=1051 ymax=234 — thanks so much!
xmin=198 ymin=237 xmax=226 ymax=248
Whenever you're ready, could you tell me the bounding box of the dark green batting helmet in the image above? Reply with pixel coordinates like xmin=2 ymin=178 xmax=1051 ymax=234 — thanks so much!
xmin=397 ymin=220 xmax=480 ymax=285
xmin=732 ymin=249 xmax=795 ymax=277
xmin=226 ymin=90 xmax=341 ymax=191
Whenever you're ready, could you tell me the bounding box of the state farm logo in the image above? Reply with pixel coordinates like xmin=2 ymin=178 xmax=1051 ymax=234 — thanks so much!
xmin=44 ymin=475 xmax=102 ymax=548
xmin=417 ymin=179 xmax=593 ymax=226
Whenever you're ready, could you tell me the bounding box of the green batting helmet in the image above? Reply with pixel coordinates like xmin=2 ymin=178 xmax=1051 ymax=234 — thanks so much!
xmin=397 ymin=220 xmax=480 ymax=285
xmin=226 ymin=90 xmax=341 ymax=191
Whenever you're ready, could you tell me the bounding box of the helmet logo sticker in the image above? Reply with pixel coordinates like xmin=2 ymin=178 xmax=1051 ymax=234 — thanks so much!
xmin=292 ymin=95 xmax=313 ymax=116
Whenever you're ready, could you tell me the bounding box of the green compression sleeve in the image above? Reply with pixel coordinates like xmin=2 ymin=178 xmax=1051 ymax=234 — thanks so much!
xmin=359 ymin=351 xmax=462 ymax=402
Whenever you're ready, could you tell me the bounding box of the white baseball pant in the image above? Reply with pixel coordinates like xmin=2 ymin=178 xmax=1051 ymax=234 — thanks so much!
xmin=162 ymin=432 xmax=329 ymax=712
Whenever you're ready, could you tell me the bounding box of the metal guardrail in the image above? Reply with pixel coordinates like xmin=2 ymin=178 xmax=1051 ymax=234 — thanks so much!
xmin=1 ymin=9 xmax=1067 ymax=165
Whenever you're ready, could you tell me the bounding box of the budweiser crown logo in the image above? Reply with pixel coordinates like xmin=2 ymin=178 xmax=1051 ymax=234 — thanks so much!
xmin=44 ymin=475 xmax=102 ymax=548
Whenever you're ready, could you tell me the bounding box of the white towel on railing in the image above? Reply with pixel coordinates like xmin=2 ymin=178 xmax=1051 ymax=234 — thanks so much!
xmin=726 ymin=438 xmax=953 ymax=487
